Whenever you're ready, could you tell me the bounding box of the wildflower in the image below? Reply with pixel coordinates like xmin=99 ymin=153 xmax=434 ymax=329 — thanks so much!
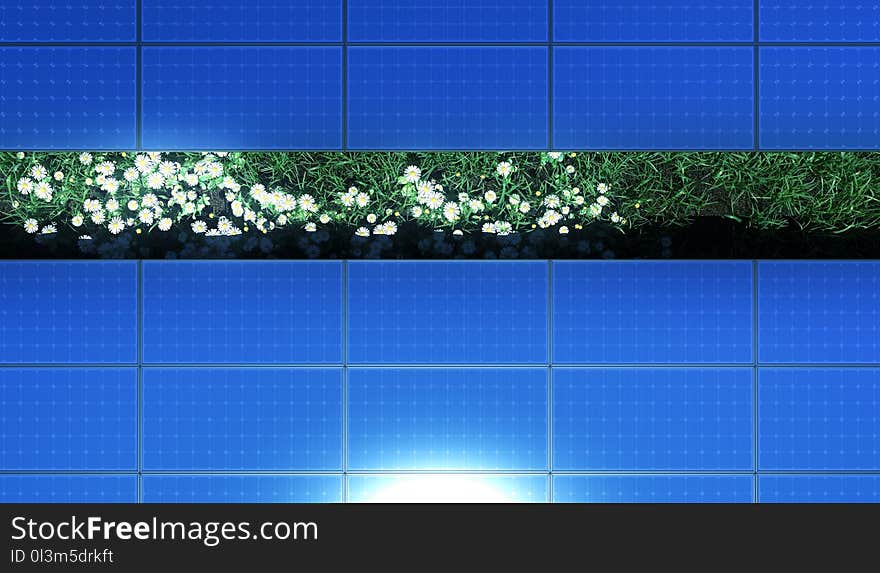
xmin=544 ymin=195 xmax=560 ymax=208
xmin=366 ymin=213 xmax=377 ymax=224
xmin=559 ymin=226 xmax=569 ymax=234
xmin=102 ymin=178 xmax=120 ymax=194
xmin=105 ymin=198 xmax=120 ymax=212
xmin=78 ymin=152 xmax=93 ymax=165
xmin=443 ymin=202 xmax=461 ymax=222
xmin=298 ymin=194 xmax=318 ymax=212
xmin=355 ymin=227 xmax=370 ymax=237
xmin=468 ymin=200 xmax=484 ymax=212
xmin=304 ymin=222 xmax=317 ymax=232
xmin=53 ymin=171 xmax=64 ymax=181
xmin=589 ymin=203 xmax=602 ymax=217
xmin=340 ymin=192 xmax=355 ymax=207
xmin=566 ymin=165 xmax=575 ymax=174
xmin=519 ymin=202 xmax=531 ymax=213
xmin=158 ymin=161 xmax=178 ymax=177
xmin=127 ymin=199 xmax=139 ymax=211
xmin=123 ymin=167 xmax=139 ymax=182
xmin=191 ymin=221 xmax=207 ymax=234
xmin=276 ymin=214 xmax=288 ymax=226
xmin=574 ymin=196 xmax=585 ymax=205
xmin=158 ymin=218 xmax=172 ymax=231
xmin=141 ymin=193 xmax=159 ymax=208
xmin=453 ymin=229 xmax=463 ymax=236
xmin=71 ymin=214 xmax=84 ymax=227
xmin=572 ymin=187 xmax=581 ymax=195
xmin=508 ymin=194 xmax=520 ymax=205
xmin=411 ymin=206 xmax=423 ymax=218
xmin=596 ymin=195 xmax=610 ymax=207
xmin=83 ymin=198 xmax=101 ymax=212
xmin=90 ymin=210 xmax=106 ymax=225
xmin=34 ymin=182 xmax=53 ymax=201
xmin=95 ymin=161 xmax=115 ymax=176
xmin=108 ymin=217 xmax=125 ymax=235
xmin=23 ymin=219 xmax=39 ymax=233
xmin=138 ymin=209 xmax=154 ymax=225
xmin=231 ymin=201 xmax=244 ymax=217
xmin=206 ymin=163 xmax=223 ymax=178
xmin=597 ymin=183 xmax=609 ymax=194
xmin=482 ymin=222 xmax=496 ymax=233
xmin=404 ymin=166 xmax=421 ymax=183
xmin=146 ymin=172 xmax=164 ymax=190
xmin=16 ymin=152 xmax=25 ymax=160
xmin=319 ymin=214 xmax=331 ymax=224
xmin=496 ymin=161 xmax=513 ymax=178
xmin=40 ymin=224 xmax=57 ymax=235
xmin=548 ymin=152 xmax=563 ymax=161
xmin=610 ymin=212 xmax=621 ymax=224
xmin=183 ymin=203 xmax=196 ymax=215
xmin=354 ymin=192 xmax=370 ymax=208
xmin=484 ymin=190 xmax=497 ymax=203
xmin=16 ymin=178 xmax=33 ymax=195
xmin=426 ymin=193 xmax=444 ymax=210
xmin=184 ymin=173 xmax=199 ymax=186
xmin=30 ymin=165 xmax=48 ymax=180
xmin=495 ymin=221 xmax=513 ymax=235
xmin=135 ymin=155 xmax=154 ymax=173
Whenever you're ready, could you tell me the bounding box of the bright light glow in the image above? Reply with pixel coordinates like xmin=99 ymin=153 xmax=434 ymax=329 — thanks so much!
xmin=367 ymin=476 xmax=513 ymax=503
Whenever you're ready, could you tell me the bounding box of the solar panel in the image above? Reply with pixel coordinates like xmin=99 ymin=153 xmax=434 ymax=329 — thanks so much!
xmin=0 ymin=475 xmax=138 ymax=503
xmin=348 ymin=1 xmax=547 ymax=42
xmin=142 ymin=368 xmax=343 ymax=470
xmin=0 ymin=261 xmax=138 ymax=364
xmin=0 ymin=0 xmax=136 ymax=42
xmin=759 ymin=475 xmax=880 ymax=503
xmin=552 ymin=475 xmax=754 ymax=503
xmin=759 ymin=48 xmax=880 ymax=150
xmin=142 ymin=475 xmax=343 ymax=503
xmin=141 ymin=47 xmax=343 ymax=150
xmin=142 ymin=261 xmax=343 ymax=364
xmin=554 ymin=0 xmax=754 ymax=42
xmin=0 ymin=368 xmax=137 ymax=470
xmin=0 ymin=47 xmax=137 ymax=149
xmin=348 ymin=262 xmax=548 ymax=364
xmin=142 ymin=0 xmax=342 ymax=42
xmin=758 ymin=262 xmax=880 ymax=363
xmin=553 ymin=47 xmax=754 ymax=150
xmin=553 ymin=368 xmax=754 ymax=470
xmin=760 ymin=1 xmax=880 ymax=41
xmin=347 ymin=47 xmax=548 ymax=150
xmin=347 ymin=368 xmax=548 ymax=470
xmin=553 ymin=262 xmax=753 ymax=364
xmin=758 ymin=368 xmax=880 ymax=470
xmin=347 ymin=475 xmax=549 ymax=503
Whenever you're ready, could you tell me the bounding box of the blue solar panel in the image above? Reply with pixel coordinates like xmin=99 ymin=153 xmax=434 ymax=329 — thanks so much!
xmin=553 ymin=47 xmax=754 ymax=150
xmin=553 ymin=262 xmax=753 ymax=364
xmin=142 ymin=368 xmax=342 ymax=470
xmin=348 ymin=1 xmax=547 ymax=42
xmin=142 ymin=261 xmax=342 ymax=364
xmin=760 ymin=48 xmax=880 ymax=150
xmin=553 ymin=368 xmax=753 ymax=470
xmin=758 ymin=262 xmax=880 ymax=363
xmin=759 ymin=475 xmax=880 ymax=503
xmin=0 ymin=262 xmax=138 ymax=364
xmin=0 ymin=368 xmax=137 ymax=470
xmin=142 ymin=475 xmax=343 ymax=503
xmin=347 ymin=47 xmax=548 ymax=150
xmin=0 ymin=47 xmax=137 ymax=150
xmin=347 ymin=368 xmax=547 ymax=470
xmin=553 ymin=475 xmax=754 ymax=503
xmin=142 ymin=0 xmax=342 ymax=42
xmin=760 ymin=1 xmax=880 ymax=42
xmin=0 ymin=0 xmax=136 ymax=42
xmin=347 ymin=475 xmax=549 ymax=502
xmin=348 ymin=262 xmax=547 ymax=364
xmin=554 ymin=1 xmax=753 ymax=42
xmin=0 ymin=475 xmax=137 ymax=503
xmin=141 ymin=47 xmax=342 ymax=150
xmin=759 ymin=368 xmax=880 ymax=470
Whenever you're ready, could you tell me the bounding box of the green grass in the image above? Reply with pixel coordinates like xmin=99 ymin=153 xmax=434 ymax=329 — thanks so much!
xmin=3 ymin=151 xmax=880 ymax=238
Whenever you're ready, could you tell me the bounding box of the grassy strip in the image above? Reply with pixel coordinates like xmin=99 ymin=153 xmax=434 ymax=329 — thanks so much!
xmin=2 ymin=152 xmax=880 ymax=236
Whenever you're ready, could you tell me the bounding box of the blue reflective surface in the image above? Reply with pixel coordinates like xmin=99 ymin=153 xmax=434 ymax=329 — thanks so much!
xmin=142 ymin=475 xmax=343 ymax=503
xmin=0 ymin=368 xmax=137 ymax=470
xmin=553 ymin=475 xmax=754 ymax=503
xmin=348 ymin=474 xmax=548 ymax=502
xmin=553 ymin=368 xmax=753 ymax=470
xmin=142 ymin=368 xmax=343 ymax=470
xmin=348 ymin=368 xmax=548 ymax=470
xmin=0 ymin=475 xmax=138 ymax=503
xmin=759 ymin=475 xmax=880 ymax=503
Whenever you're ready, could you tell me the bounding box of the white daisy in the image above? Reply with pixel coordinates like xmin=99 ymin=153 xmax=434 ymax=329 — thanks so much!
xmin=355 ymin=226 xmax=370 ymax=237
xmin=468 ymin=200 xmax=484 ymax=212
xmin=138 ymin=209 xmax=154 ymax=225
xmin=146 ymin=172 xmax=164 ymax=190
xmin=53 ymin=171 xmax=64 ymax=181
xmin=30 ymin=165 xmax=48 ymax=180
xmin=319 ymin=213 xmax=331 ymax=224
xmin=83 ymin=198 xmax=101 ymax=212
xmin=519 ymin=202 xmax=531 ymax=213
xmin=340 ymin=192 xmax=355 ymax=207
xmin=141 ymin=193 xmax=159 ymax=208
xmin=158 ymin=161 xmax=178 ymax=177
xmin=596 ymin=195 xmax=610 ymax=207
xmin=298 ymin=194 xmax=318 ymax=212
xmin=127 ymin=199 xmax=139 ymax=211
xmin=34 ymin=182 xmax=53 ymax=201
xmin=23 ymin=219 xmax=39 ymax=233
xmin=71 ymin=214 xmax=84 ymax=227
xmin=588 ymin=203 xmax=602 ymax=217
xmin=78 ymin=152 xmax=93 ymax=165
xmin=426 ymin=193 xmax=444 ymax=210
xmin=105 ymin=198 xmax=120 ymax=212
xmin=206 ymin=163 xmax=223 ymax=178
xmin=355 ymin=192 xmax=369 ymax=208
xmin=566 ymin=165 xmax=575 ymax=174
xmin=191 ymin=221 xmax=207 ymax=234
xmin=495 ymin=221 xmax=513 ymax=235
xmin=304 ymin=222 xmax=317 ymax=232
xmin=559 ymin=226 xmax=569 ymax=234
xmin=102 ymin=178 xmax=120 ymax=194
xmin=597 ymin=183 xmax=609 ymax=194
xmin=482 ymin=222 xmax=496 ymax=233
xmin=90 ymin=210 xmax=106 ymax=225
xmin=95 ymin=161 xmax=115 ymax=176
xmin=404 ymin=166 xmax=421 ymax=183
xmin=184 ymin=173 xmax=199 ymax=186
xmin=134 ymin=155 xmax=154 ymax=173
xmin=547 ymin=152 xmax=563 ymax=161
xmin=484 ymin=190 xmax=497 ymax=203
xmin=411 ymin=206 xmax=423 ymax=218
xmin=16 ymin=178 xmax=33 ymax=195
xmin=610 ymin=212 xmax=621 ymax=223
xmin=123 ymin=167 xmax=139 ymax=182
xmin=416 ymin=181 xmax=433 ymax=194
xmin=108 ymin=217 xmax=125 ymax=235
xmin=496 ymin=161 xmax=513 ymax=178
xmin=158 ymin=218 xmax=172 ymax=231
xmin=366 ymin=213 xmax=377 ymax=224
xmin=443 ymin=202 xmax=461 ymax=222
xmin=231 ymin=201 xmax=244 ymax=217
xmin=40 ymin=224 xmax=57 ymax=234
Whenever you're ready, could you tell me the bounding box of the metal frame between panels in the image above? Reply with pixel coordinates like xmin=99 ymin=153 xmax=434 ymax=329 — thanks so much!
xmin=2 ymin=260 xmax=880 ymax=503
